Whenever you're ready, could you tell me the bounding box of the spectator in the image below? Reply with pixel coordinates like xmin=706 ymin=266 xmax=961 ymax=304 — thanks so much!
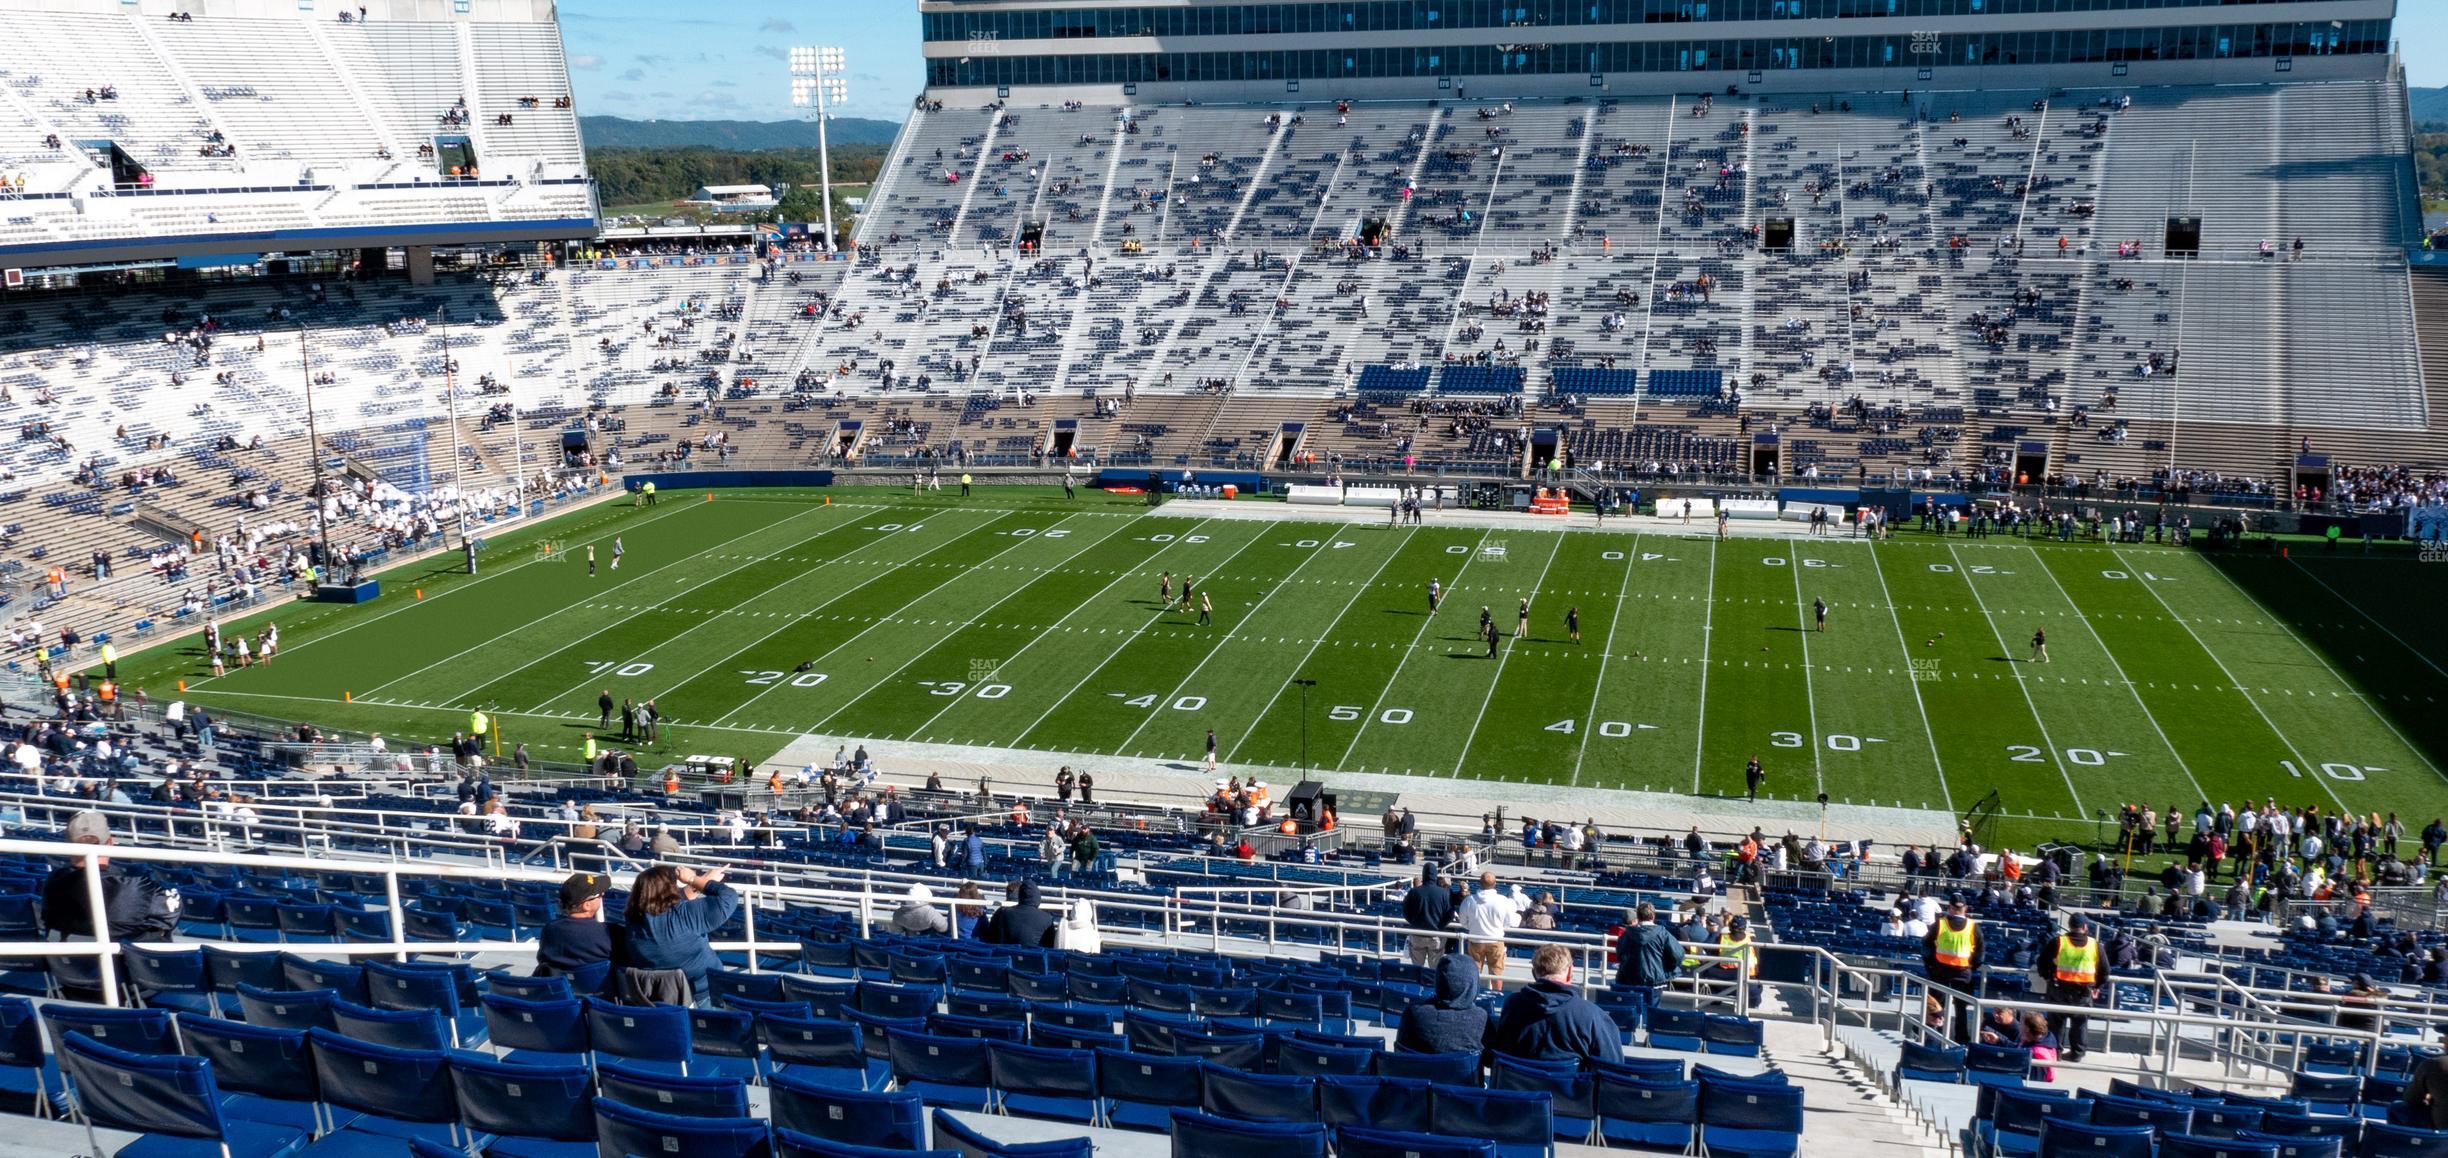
xmin=39 ymin=811 xmax=177 ymax=994
xmin=1459 ymin=870 xmax=1524 ymax=991
xmin=1613 ymin=901 xmax=1682 ymax=997
xmin=951 ymin=882 xmax=985 ymax=939
xmin=981 ymin=880 xmax=1057 ymax=947
xmin=2404 ymin=1026 xmax=2448 ymax=1128
xmin=1523 ymin=891 xmax=1559 ymax=931
xmin=1488 ymin=944 xmax=1621 ymax=1065
xmin=1402 ymin=867 xmax=1457 ymax=967
xmin=891 ymin=884 xmax=949 ymax=936
xmin=536 ymin=871 xmax=621 ymax=982
xmin=618 ymin=863 xmax=737 ymax=1004
xmin=1395 ymin=952 xmax=1492 ymax=1054
xmin=1058 ymin=897 xmax=1101 ymax=953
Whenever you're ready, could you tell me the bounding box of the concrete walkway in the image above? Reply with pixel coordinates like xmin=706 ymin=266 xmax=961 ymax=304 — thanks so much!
xmin=763 ymin=735 xmax=1961 ymax=849
xmin=1151 ymin=496 xmax=1877 ymax=540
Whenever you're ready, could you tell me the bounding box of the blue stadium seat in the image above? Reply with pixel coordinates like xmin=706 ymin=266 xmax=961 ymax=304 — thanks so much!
xmin=1967 ymin=1043 xmax=2035 ymax=1090
xmin=926 ymin=1013 xmax=1027 ymax=1044
xmin=1095 ymin=1048 xmax=1204 ymax=1132
xmin=121 ymin=945 xmax=218 ymax=1017
xmin=174 ymin=1013 xmax=329 ymax=1136
xmin=1703 ymin=1015 xmax=1765 ymax=1057
xmin=1335 ymin=1124 xmax=1497 ymax=1158
xmin=985 ymin=1041 xmax=1096 ymax=1123
xmin=2037 ymin=1120 xmax=2159 ymax=1158
xmin=1277 ymin=1040 xmax=1375 ymax=1078
xmin=237 ymin=985 xmax=338 ymax=1033
xmin=2292 ymin=1073 xmax=2366 ymax=1117
xmin=302 ymin=1028 xmax=472 ymax=1151
xmin=1318 ymin=1075 xmax=1433 ymax=1135
xmin=276 ymin=955 xmax=366 ymax=1003
xmin=1646 ymin=1007 xmax=1706 ymax=1052
xmin=2161 ymin=1135 xmax=2281 ymax=1158
xmin=55 ymin=1030 xmax=309 ymax=1158
xmin=44 ymin=1005 xmax=176 ymax=1056
xmin=769 ymin=1072 xmax=924 ymax=1149
xmin=1982 ymin=1086 xmax=2089 ymax=1157
xmin=598 ymin=1056 xmax=751 ymax=1119
xmin=1698 ymin=1075 xmax=1804 ymax=1158
xmin=1375 ymin=1050 xmax=1481 ymax=1086
xmin=481 ymin=973 xmax=572 ymax=1002
xmin=2360 ymin=1122 xmax=2448 ymax=1158
xmin=1170 ymin=1109 xmax=1329 ymax=1158
xmin=1202 ymin=1067 xmax=1318 ymax=1124
xmin=763 ymin=1013 xmax=877 ymax=1089
xmin=710 ymin=970 xmax=787 ymax=1007
xmin=688 ymin=1006 xmax=768 ymax=1082
xmin=2262 ymin=1112 xmax=2368 ymax=1144
xmin=2093 ymin=1091 xmax=2198 ymax=1135
xmin=776 ymin=1129 xmax=954 ymax=1158
xmin=447 ymin=1050 xmax=595 ymax=1158
xmin=479 ymin=994 xmax=589 ymax=1067
xmin=2238 ymin=1130 xmax=2348 ymax=1158
xmin=1595 ymin=1072 xmax=1699 ymax=1151
xmin=888 ymin=1031 xmax=995 ymax=1111
xmin=1490 ymin=1055 xmax=1596 ymax=1141
xmin=0 ymin=997 xmax=63 ymax=1118
xmin=929 ymin=1108 xmax=1092 ymax=1158
xmin=592 ymin=1097 xmax=770 ymax=1158
xmin=586 ymin=997 xmax=692 ymax=1074
xmin=1172 ymin=1028 xmax=1266 ymax=1072
xmin=202 ymin=949 xmax=284 ymax=1003
xmin=332 ymin=997 xmax=451 ymax=1052
xmin=1896 ymin=1041 xmax=1967 ymax=1085
xmin=1430 ymin=1084 xmax=1554 ymax=1158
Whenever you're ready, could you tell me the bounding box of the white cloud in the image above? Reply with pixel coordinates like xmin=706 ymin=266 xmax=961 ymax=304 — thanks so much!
xmin=569 ymin=54 xmax=604 ymax=71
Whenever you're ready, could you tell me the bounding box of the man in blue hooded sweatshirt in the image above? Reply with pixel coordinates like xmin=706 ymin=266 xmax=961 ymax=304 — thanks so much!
xmin=1395 ymin=952 xmax=1492 ymax=1054
xmin=1490 ymin=944 xmax=1622 ymax=1065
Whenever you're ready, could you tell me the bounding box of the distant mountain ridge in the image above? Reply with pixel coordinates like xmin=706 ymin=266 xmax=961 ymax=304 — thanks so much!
xmin=580 ymin=115 xmax=902 ymax=151
xmin=2413 ymin=86 xmax=2448 ymax=128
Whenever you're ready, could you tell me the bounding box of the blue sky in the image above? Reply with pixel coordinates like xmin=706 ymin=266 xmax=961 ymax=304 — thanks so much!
xmin=559 ymin=2 xmax=2448 ymax=124
xmin=560 ymin=0 xmax=924 ymax=124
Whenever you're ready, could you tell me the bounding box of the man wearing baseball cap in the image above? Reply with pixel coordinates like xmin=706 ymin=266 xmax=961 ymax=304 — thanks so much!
xmin=536 ymin=870 xmax=622 ymax=983
xmin=40 ymin=810 xmax=179 ymax=998
xmin=2040 ymin=914 xmax=2102 ymax=1061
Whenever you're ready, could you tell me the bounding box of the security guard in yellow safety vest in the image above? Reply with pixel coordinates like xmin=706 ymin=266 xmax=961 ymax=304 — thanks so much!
xmin=2041 ymin=914 xmax=2102 ymax=1061
xmin=98 ymin=642 xmax=117 ymax=680
xmin=1719 ymin=914 xmax=1760 ymax=1007
xmin=469 ymin=710 xmax=490 ymax=750
xmin=583 ymin=733 xmax=599 ymax=765
xmin=1922 ymin=895 xmax=1982 ymax=1042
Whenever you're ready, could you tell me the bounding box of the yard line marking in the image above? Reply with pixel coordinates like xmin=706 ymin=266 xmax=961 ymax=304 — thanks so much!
xmin=796 ymin=513 xmax=1130 ymax=735
xmin=1451 ymin=534 xmax=1564 ymax=776
xmin=1009 ymin=524 xmax=1278 ymax=745
xmin=2022 ymin=546 xmax=2208 ymax=805
xmin=1787 ymin=539 xmax=1825 ymax=798
xmin=512 ymin=510 xmax=1008 ymax=716
xmin=185 ymin=494 xmax=706 ymax=686
xmin=1946 ymin=543 xmax=2087 ymax=815
xmin=1335 ymin=531 xmax=1492 ymax=769
xmin=2139 ymin=549 xmax=2441 ymax=793
xmin=1223 ymin=528 xmax=1417 ymax=765
xmin=1859 ymin=539 xmax=1954 ymax=814
xmin=1690 ymin=537 xmax=1719 ymax=794
xmin=1112 ymin=527 xmax=1359 ymax=756
xmin=354 ymin=500 xmax=847 ymax=702
xmin=1567 ymin=533 xmax=1642 ymax=788
xmin=2282 ymin=556 xmax=2448 ymax=682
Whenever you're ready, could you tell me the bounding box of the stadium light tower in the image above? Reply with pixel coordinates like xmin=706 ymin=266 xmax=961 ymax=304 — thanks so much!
xmin=788 ymin=46 xmax=848 ymax=251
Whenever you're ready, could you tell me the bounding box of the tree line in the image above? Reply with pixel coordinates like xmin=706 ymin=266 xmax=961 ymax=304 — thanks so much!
xmin=586 ymin=145 xmax=888 ymax=216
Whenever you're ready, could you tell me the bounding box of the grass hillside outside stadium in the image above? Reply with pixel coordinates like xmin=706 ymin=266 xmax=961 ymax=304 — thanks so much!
xmin=117 ymin=486 xmax=2448 ymax=851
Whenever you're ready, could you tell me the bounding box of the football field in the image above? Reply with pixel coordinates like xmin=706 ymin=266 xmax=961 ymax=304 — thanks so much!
xmin=127 ymin=487 xmax=2448 ymax=846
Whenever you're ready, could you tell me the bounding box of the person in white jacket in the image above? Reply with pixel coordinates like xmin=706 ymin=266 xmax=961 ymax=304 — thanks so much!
xmin=1458 ymin=871 xmax=1526 ymax=991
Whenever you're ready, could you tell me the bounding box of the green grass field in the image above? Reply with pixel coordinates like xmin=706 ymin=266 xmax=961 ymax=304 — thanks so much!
xmin=119 ymin=487 xmax=2448 ymax=847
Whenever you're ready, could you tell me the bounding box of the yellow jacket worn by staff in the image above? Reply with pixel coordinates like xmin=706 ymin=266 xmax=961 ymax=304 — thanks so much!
xmin=469 ymin=710 xmax=489 ymax=738
xmin=1929 ymin=916 xmax=1979 ymax=970
xmin=2049 ymin=934 xmax=2100 ymax=986
xmin=1720 ymin=931 xmax=1757 ymax=977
